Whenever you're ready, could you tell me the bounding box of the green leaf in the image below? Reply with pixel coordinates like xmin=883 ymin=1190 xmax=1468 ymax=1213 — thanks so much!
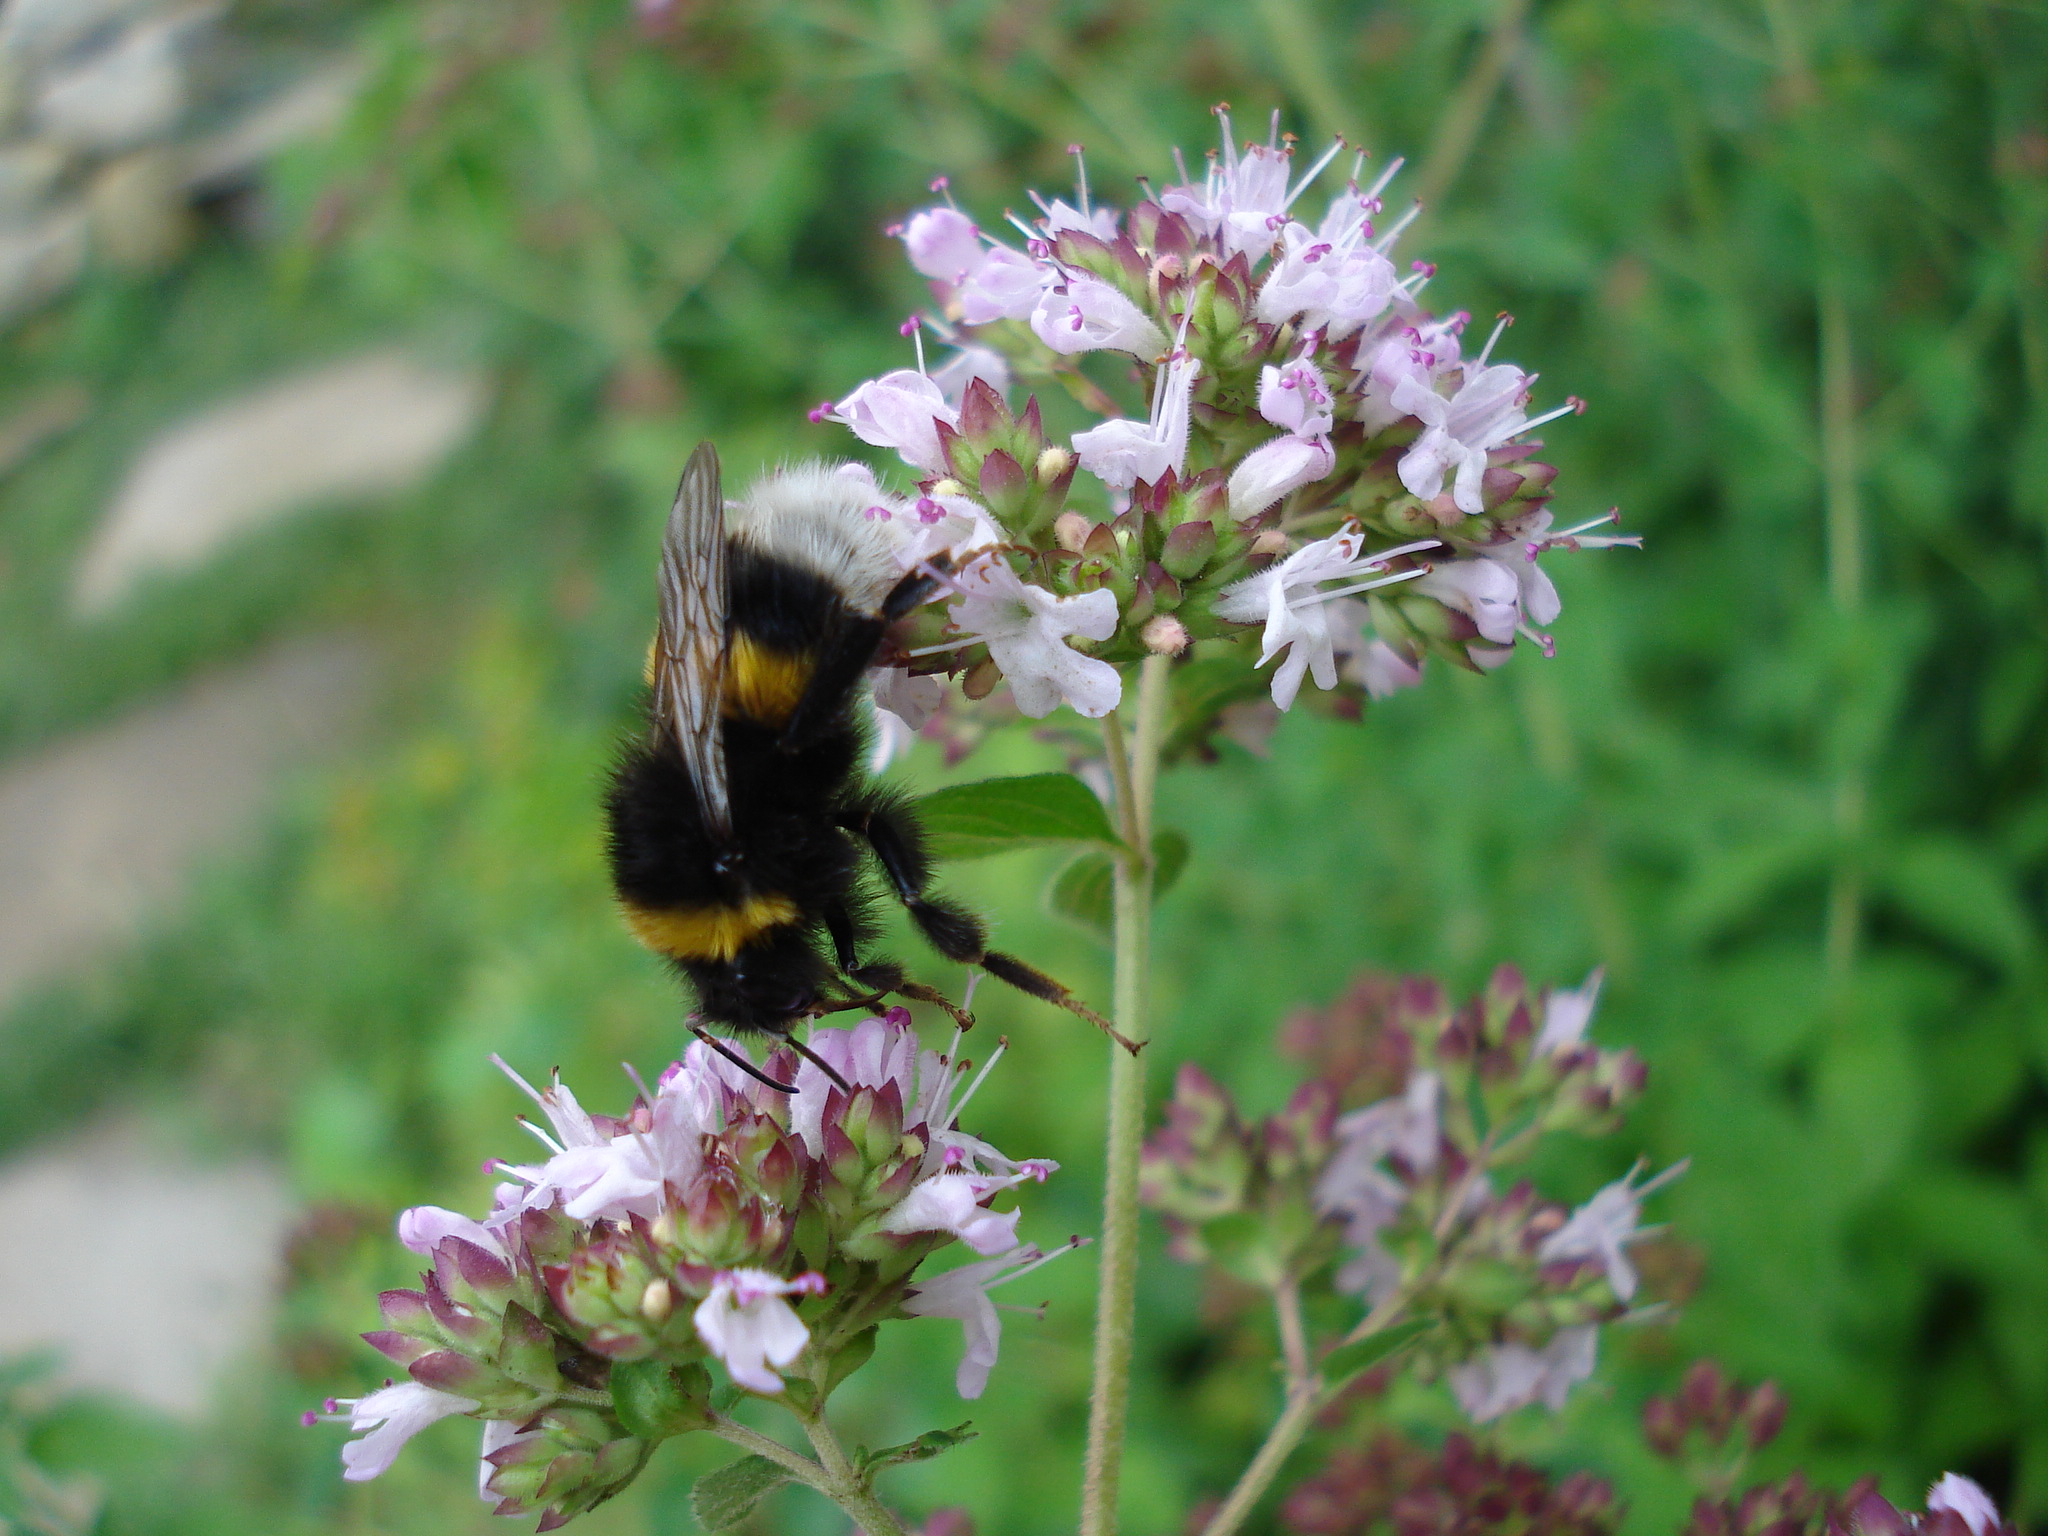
xmin=855 ymin=1421 xmax=977 ymax=1475
xmin=1876 ymin=835 xmax=2038 ymax=975
xmin=1046 ymin=831 xmax=1191 ymax=938
xmin=1318 ymin=1320 xmax=1434 ymax=1388
xmin=916 ymin=774 xmax=1119 ymax=859
xmin=691 ymin=1455 xmax=790 ymax=1530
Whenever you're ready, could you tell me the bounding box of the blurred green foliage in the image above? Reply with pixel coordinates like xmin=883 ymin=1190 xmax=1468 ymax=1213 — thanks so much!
xmin=0 ymin=1 xmax=2043 ymax=1534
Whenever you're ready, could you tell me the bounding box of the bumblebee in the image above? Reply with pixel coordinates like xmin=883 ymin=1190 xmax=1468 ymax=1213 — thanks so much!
xmin=604 ymin=444 xmax=1127 ymax=1088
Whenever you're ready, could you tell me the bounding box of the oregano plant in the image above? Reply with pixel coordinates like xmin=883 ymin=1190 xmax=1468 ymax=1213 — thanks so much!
xmin=306 ymin=108 xmax=2010 ymax=1536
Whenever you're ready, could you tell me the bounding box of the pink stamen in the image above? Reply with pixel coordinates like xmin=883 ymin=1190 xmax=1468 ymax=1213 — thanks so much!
xmin=807 ymin=401 xmax=833 ymax=423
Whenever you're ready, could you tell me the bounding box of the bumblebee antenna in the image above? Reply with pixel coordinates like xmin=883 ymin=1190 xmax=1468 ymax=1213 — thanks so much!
xmin=690 ymin=1025 xmax=796 ymax=1095
xmin=786 ymin=1033 xmax=853 ymax=1094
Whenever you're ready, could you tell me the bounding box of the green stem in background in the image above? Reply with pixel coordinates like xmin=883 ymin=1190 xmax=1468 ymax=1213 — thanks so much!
xmin=1080 ymin=653 xmax=1172 ymax=1536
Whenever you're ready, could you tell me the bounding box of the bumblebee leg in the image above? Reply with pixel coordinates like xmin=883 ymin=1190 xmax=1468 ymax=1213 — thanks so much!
xmin=691 ymin=1025 xmax=796 ymax=1094
xmin=824 ymin=902 xmax=975 ymax=1029
xmin=842 ymin=795 xmax=1137 ymax=1053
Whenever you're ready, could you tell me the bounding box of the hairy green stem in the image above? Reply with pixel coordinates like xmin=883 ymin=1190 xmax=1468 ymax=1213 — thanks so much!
xmin=707 ymin=1412 xmax=831 ymax=1493
xmin=799 ymin=1407 xmax=913 ymax=1536
xmin=1080 ymin=653 xmax=1172 ymax=1536
xmin=706 ymin=1406 xmax=910 ymax=1536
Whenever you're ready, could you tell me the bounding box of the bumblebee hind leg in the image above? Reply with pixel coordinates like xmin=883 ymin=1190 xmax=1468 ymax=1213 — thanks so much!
xmin=839 ymin=795 xmax=1138 ymax=1053
xmin=821 ymin=901 xmax=975 ymax=1029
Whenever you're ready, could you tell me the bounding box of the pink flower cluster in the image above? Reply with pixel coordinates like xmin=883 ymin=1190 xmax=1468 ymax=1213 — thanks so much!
xmin=818 ymin=111 xmax=1637 ymax=743
xmin=312 ymin=1012 xmax=1077 ymax=1525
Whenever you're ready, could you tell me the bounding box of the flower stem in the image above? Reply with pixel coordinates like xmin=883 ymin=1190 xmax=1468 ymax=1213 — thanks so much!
xmin=1196 ymin=1295 xmax=1408 ymax=1536
xmin=707 ymin=1412 xmax=832 ymax=1493
xmin=1081 ymin=652 xmax=1172 ymax=1536
xmin=707 ymin=1408 xmax=910 ymax=1536
xmin=1196 ymin=1384 xmax=1322 ymax=1536
xmin=799 ymin=1406 xmax=913 ymax=1536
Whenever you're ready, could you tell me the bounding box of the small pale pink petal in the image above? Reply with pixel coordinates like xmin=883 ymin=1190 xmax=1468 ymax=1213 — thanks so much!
xmin=902 ymin=207 xmax=984 ymax=281
xmin=339 ymin=1382 xmax=477 ymax=1482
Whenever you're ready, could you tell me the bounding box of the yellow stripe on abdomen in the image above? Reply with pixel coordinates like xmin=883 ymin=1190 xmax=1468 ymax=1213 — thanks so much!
xmin=620 ymin=893 xmax=802 ymax=962
xmin=724 ymin=633 xmax=812 ymax=725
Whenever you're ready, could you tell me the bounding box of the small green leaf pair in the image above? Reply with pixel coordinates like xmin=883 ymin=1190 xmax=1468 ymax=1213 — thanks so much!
xmin=689 ymin=1424 xmax=977 ymax=1530
xmin=913 ymin=773 xmax=1186 ymax=937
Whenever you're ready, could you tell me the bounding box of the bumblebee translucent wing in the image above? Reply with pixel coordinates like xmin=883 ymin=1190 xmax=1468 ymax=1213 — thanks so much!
xmin=652 ymin=442 xmax=732 ymax=842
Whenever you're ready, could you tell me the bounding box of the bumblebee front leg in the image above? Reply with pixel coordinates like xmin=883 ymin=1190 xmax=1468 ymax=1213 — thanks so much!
xmin=840 ymin=795 xmax=1138 ymax=1054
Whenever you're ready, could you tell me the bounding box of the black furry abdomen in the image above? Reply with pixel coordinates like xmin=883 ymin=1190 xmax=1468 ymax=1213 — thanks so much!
xmin=605 ymin=718 xmax=870 ymax=1032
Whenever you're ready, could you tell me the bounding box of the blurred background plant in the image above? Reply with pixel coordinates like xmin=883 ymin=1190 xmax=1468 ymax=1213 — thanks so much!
xmin=0 ymin=1 xmax=2042 ymax=1534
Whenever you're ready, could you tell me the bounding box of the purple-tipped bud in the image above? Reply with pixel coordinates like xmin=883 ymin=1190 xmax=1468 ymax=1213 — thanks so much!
xmin=423 ymin=1269 xmax=490 ymax=1345
xmin=1480 ymin=467 xmax=1527 ymax=509
xmin=409 ymin=1349 xmax=492 ymax=1395
xmin=1643 ymin=1392 xmax=1686 ymax=1457
xmin=978 ymin=448 xmax=1028 ymax=511
xmin=956 ymin=376 xmax=1010 ymax=439
xmin=362 ymin=1329 xmax=429 ymax=1365
xmin=1741 ymin=1380 xmax=1787 ymax=1449
xmin=444 ymin=1237 xmax=518 ymax=1307
xmin=377 ymin=1288 xmax=434 ymax=1336
xmin=1681 ymin=1360 xmax=1735 ymax=1442
xmin=495 ymin=1302 xmax=563 ymax=1392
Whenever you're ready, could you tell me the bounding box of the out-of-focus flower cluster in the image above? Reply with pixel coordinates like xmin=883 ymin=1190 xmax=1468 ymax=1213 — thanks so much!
xmin=1276 ymin=1363 xmax=2015 ymax=1536
xmin=818 ymin=109 xmax=1636 ymax=744
xmin=1281 ymin=1431 xmax=1621 ymax=1536
xmin=311 ymin=1012 xmax=1075 ymax=1529
xmin=1143 ymin=965 xmax=1669 ymax=1425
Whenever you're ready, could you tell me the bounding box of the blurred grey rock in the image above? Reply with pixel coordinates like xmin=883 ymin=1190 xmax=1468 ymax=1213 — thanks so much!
xmin=73 ymin=350 xmax=488 ymax=614
xmin=0 ymin=1115 xmax=292 ymax=1416
xmin=0 ymin=0 xmax=359 ymax=323
xmin=0 ymin=632 xmax=380 ymax=1009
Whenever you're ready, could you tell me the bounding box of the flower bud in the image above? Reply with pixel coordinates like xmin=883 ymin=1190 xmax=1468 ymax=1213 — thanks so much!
xmin=482 ymin=1405 xmax=654 ymax=1530
xmin=640 ymin=1278 xmax=674 ymax=1324
xmin=1054 ymin=511 xmax=1094 ymax=552
xmin=1141 ymin=615 xmax=1190 ymax=655
xmin=1160 ymin=517 xmax=1218 ymax=581
xmin=1037 ymin=445 xmax=1074 ymax=485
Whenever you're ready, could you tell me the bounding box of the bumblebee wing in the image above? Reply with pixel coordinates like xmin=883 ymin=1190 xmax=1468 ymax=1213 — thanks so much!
xmin=652 ymin=442 xmax=733 ymax=843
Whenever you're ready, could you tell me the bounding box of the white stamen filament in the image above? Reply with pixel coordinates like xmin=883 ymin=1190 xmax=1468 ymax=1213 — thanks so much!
xmin=947 ymin=1036 xmax=1009 ymax=1128
xmin=491 ymin=1053 xmax=548 ymax=1110
xmin=1475 ymin=313 xmax=1513 ymax=367
xmin=1295 ymin=564 xmax=1431 ymax=607
xmin=1359 ymin=155 xmax=1405 ymax=208
xmin=516 ymin=1116 xmax=565 ymax=1156
xmin=921 ymin=1025 xmax=967 ymax=1129
xmin=1554 ymin=510 xmax=1624 ymax=539
xmin=1509 ymin=400 xmax=1583 ymax=440
xmin=1372 ymin=200 xmax=1423 ymax=252
xmin=1282 ymin=138 xmax=1348 ymax=211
